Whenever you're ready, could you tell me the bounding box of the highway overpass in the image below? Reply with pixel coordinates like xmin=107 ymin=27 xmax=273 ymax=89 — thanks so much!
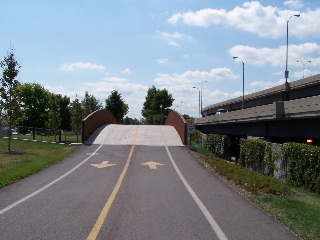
xmin=195 ymin=74 xmax=320 ymax=145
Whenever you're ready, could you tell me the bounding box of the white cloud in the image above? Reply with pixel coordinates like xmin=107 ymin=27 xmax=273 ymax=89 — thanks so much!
xmin=229 ymin=43 xmax=320 ymax=67
xmin=250 ymin=79 xmax=285 ymax=89
xmin=82 ymin=81 xmax=149 ymax=118
xmin=157 ymin=58 xmax=169 ymax=64
xmin=293 ymin=69 xmax=320 ymax=79
xmin=122 ymin=68 xmax=132 ymax=74
xmin=84 ymin=81 xmax=148 ymax=96
xmin=59 ymin=62 xmax=106 ymax=71
xmin=168 ymin=1 xmax=320 ymax=39
xmin=155 ymin=68 xmax=238 ymax=85
xmin=104 ymin=77 xmax=128 ymax=83
xmin=156 ymin=31 xmax=194 ymax=47
xmin=283 ymin=0 xmax=304 ymax=9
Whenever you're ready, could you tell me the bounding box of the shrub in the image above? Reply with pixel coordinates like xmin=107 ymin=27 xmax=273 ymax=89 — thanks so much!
xmin=283 ymin=142 xmax=320 ymax=193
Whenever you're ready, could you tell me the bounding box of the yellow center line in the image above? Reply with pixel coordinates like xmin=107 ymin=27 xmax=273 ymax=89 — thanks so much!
xmin=87 ymin=125 xmax=140 ymax=240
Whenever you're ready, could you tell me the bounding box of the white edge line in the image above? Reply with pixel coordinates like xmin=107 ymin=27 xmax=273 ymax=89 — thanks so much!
xmin=0 ymin=132 xmax=107 ymax=215
xmin=165 ymin=146 xmax=229 ymax=240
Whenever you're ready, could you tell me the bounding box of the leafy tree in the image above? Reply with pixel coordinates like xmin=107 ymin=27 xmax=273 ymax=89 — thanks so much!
xmin=56 ymin=94 xmax=71 ymax=131
xmin=105 ymin=90 xmax=128 ymax=123
xmin=123 ymin=116 xmax=140 ymax=125
xmin=141 ymin=86 xmax=174 ymax=125
xmin=18 ymin=83 xmax=51 ymax=130
xmin=46 ymin=93 xmax=61 ymax=139
xmin=81 ymin=91 xmax=102 ymax=118
xmin=182 ymin=114 xmax=194 ymax=123
xmin=70 ymin=98 xmax=82 ymax=134
xmin=0 ymin=49 xmax=21 ymax=152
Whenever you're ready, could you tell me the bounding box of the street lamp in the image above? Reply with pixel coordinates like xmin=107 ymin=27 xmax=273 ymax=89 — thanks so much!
xmin=297 ymin=60 xmax=311 ymax=79
xmin=160 ymin=104 xmax=163 ymax=125
xmin=201 ymin=81 xmax=207 ymax=115
xmin=233 ymin=56 xmax=245 ymax=109
xmin=285 ymin=14 xmax=300 ymax=83
xmin=193 ymin=86 xmax=200 ymax=117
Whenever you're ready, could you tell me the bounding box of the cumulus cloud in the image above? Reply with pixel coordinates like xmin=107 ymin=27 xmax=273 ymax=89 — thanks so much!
xmin=250 ymin=79 xmax=286 ymax=89
xmin=168 ymin=1 xmax=320 ymax=39
xmin=154 ymin=68 xmax=238 ymax=85
xmin=229 ymin=43 xmax=320 ymax=67
xmin=156 ymin=31 xmax=194 ymax=46
xmin=84 ymin=81 xmax=148 ymax=96
xmin=293 ymin=69 xmax=320 ymax=79
xmin=122 ymin=68 xmax=132 ymax=74
xmin=59 ymin=62 xmax=106 ymax=71
xmin=283 ymin=0 xmax=304 ymax=9
xmin=157 ymin=58 xmax=169 ymax=64
xmin=104 ymin=77 xmax=128 ymax=83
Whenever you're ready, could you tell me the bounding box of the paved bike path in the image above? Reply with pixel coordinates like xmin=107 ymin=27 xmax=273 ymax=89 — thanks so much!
xmin=0 ymin=125 xmax=299 ymax=239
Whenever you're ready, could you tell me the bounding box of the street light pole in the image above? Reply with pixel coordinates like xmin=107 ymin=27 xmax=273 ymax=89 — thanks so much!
xmin=193 ymin=86 xmax=200 ymax=117
xmin=297 ymin=60 xmax=311 ymax=79
xmin=285 ymin=14 xmax=300 ymax=83
xmin=233 ymin=57 xmax=245 ymax=109
xmin=201 ymin=81 xmax=207 ymax=115
xmin=160 ymin=104 xmax=163 ymax=125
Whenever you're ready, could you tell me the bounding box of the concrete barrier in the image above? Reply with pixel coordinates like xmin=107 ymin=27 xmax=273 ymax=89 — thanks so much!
xmin=165 ymin=111 xmax=187 ymax=145
xmin=82 ymin=109 xmax=117 ymax=143
xmin=196 ymin=95 xmax=320 ymax=125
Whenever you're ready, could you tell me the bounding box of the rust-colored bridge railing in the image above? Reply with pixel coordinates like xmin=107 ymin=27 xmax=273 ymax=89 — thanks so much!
xmin=82 ymin=109 xmax=117 ymax=143
xmin=165 ymin=111 xmax=188 ymax=145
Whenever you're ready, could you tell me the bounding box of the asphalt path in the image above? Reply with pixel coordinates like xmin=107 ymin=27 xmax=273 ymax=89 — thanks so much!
xmin=0 ymin=124 xmax=300 ymax=240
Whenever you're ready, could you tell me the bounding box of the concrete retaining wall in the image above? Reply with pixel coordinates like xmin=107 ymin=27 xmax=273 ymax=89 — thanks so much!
xmin=165 ymin=111 xmax=187 ymax=145
xmin=82 ymin=109 xmax=117 ymax=143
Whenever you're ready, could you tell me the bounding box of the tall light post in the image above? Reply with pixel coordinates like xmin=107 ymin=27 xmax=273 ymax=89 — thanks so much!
xmin=193 ymin=86 xmax=200 ymax=117
xmin=233 ymin=56 xmax=245 ymax=109
xmin=201 ymin=80 xmax=207 ymax=115
xmin=285 ymin=14 xmax=300 ymax=83
xmin=297 ymin=60 xmax=311 ymax=79
xmin=160 ymin=104 xmax=163 ymax=125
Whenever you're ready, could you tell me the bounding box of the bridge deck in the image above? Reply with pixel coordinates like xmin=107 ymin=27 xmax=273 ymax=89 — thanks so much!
xmin=86 ymin=124 xmax=184 ymax=146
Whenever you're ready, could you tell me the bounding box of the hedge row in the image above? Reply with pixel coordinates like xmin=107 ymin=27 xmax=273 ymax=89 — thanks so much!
xmin=204 ymin=134 xmax=230 ymax=160
xmin=239 ymin=139 xmax=276 ymax=176
xmin=202 ymin=134 xmax=320 ymax=193
xmin=283 ymin=142 xmax=320 ymax=193
xmin=240 ymin=139 xmax=320 ymax=194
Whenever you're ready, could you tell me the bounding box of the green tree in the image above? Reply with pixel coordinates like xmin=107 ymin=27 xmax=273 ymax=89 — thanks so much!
xmin=123 ymin=116 xmax=140 ymax=125
xmin=81 ymin=91 xmax=102 ymax=118
xmin=18 ymin=83 xmax=51 ymax=130
xmin=70 ymin=98 xmax=82 ymax=134
xmin=56 ymin=94 xmax=71 ymax=131
xmin=141 ymin=86 xmax=174 ymax=125
xmin=105 ymin=90 xmax=128 ymax=123
xmin=0 ymin=49 xmax=21 ymax=152
xmin=46 ymin=93 xmax=61 ymax=139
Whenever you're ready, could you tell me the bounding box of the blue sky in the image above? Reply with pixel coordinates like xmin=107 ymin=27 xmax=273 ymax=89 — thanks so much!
xmin=1 ymin=0 xmax=319 ymax=119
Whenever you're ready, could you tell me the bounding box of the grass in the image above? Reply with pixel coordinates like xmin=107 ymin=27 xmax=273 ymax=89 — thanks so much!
xmin=11 ymin=131 xmax=81 ymax=143
xmin=192 ymin=142 xmax=320 ymax=240
xmin=0 ymin=138 xmax=78 ymax=188
xmin=250 ymin=188 xmax=320 ymax=240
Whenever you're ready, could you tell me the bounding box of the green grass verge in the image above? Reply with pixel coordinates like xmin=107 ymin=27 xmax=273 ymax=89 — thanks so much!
xmin=250 ymin=188 xmax=320 ymax=240
xmin=0 ymin=138 xmax=78 ymax=188
xmin=192 ymin=142 xmax=320 ymax=240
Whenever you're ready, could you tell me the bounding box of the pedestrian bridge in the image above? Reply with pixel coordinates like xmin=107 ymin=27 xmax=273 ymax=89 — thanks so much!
xmin=82 ymin=110 xmax=188 ymax=145
xmin=86 ymin=124 xmax=184 ymax=146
